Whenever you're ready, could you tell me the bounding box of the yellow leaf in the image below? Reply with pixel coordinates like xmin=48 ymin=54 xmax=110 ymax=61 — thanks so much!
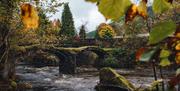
xmin=137 ymin=0 xmax=148 ymax=19
xmin=125 ymin=4 xmax=138 ymax=23
xmin=125 ymin=0 xmax=147 ymax=23
xmin=159 ymin=49 xmax=170 ymax=58
xmin=175 ymin=43 xmax=180 ymax=51
xmin=20 ymin=3 xmax=39 ymax=29
xmin=159 ymin=58 xmax=171 ymax=67
xmin=176 ymin=33 xmax=180 ymax=38
xmin=98 ymin=0 xmax=131 ymax=20
xmin=176 ymin=52 xmax=180 ymax=64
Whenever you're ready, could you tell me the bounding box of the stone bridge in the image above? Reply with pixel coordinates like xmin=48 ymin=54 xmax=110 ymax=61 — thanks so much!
xmin=17 ymin=45 xmax=110 ymax=74
xmin=44 ymin=46 xmax=109 ymax=74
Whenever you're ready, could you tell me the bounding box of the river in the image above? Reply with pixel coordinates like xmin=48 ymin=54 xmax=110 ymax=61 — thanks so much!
xmin=16 ymin=65 xmax=170 ymax=91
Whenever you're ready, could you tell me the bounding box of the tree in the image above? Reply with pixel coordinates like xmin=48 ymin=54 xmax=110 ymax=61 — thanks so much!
xmin=37 ymin=8 xmax=50 ymax=36
xmin=0 ymin=0 xmax=15 ymax=81
xmin=59 ymin=3 xmax=75 ymax=38
xmin=97 ymin=23 xmax=116 ymax=39
xmin=0 ymin=0 xmax=63 ymax=89
xmin=79 ymin=25 xmax=86 ymax=40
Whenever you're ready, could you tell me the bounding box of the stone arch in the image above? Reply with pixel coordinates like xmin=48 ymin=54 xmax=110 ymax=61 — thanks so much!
xmin=42 ymin=48 xmax=76 ymax=74
xmin=80 ymin=47 xmax=109 ymax=68
xmin=82 ymin=47 xmax=108 ymax=58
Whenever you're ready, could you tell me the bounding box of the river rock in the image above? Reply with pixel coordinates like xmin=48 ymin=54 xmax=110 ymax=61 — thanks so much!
xmin=95 ymin=67 xmax=135 ymax=91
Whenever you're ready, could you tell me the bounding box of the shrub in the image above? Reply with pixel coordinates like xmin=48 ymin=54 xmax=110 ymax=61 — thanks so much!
xmin=101 ymin=55 xmax=119 ymax=68
xmin=111 ymin=48 xmax=136 ymax=68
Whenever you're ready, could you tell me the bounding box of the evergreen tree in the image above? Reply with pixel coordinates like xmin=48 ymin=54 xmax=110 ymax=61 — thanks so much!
xmin=79 ymin=25 xmax=86 ymax=40
xmin=38 ymin=9 xmax=50 ymax=36
xmin=60 ymin=3 xmax=75 ymax=38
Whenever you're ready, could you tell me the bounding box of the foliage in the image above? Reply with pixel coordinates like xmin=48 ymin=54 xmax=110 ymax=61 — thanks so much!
xmin=97 ymin=23 xmax=116 ymax=39
xmin=111 ymin=48 xmax=136 ymax=68
xmin=79 ymin=25 xmax=86 ymax=40
xmin=37 ymin=8 xmax=50 ymax=36
xmin=101 ymin=55 xmax=119 ymax=68
xmin=148 ymin=20 xmax=176 ymax=44
xmin=138 ymin=48 xmax=157 ymax=62
xmin=152 ymin=0 xmax=172 ymax=14
xmin=86 ymin=30 xmax=96 ymax=38
xmin=125 ymin=0 xmax=148 ymax=23
xmin=85 ymin=0 xmax=179 ymax=88
xmin=59 ymin=3 xmax=75 ymax=38
xmin=20 ymin=3 xmax=39 ymax=29
xmin=98 ymin=0 xmax=131 ymax=21
xmin=37 ymin=9 xmax=60 ymax=44
xmin=124 ymin=17 xmax=149 ymax=36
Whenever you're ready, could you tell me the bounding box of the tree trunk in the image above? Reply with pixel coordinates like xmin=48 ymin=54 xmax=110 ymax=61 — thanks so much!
xmin=0 ymin=0 xmax=15 ymax=81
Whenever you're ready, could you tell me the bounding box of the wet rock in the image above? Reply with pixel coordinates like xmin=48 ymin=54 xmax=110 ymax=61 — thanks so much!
xmin=95 ymin=67 xmax=135 ymax=91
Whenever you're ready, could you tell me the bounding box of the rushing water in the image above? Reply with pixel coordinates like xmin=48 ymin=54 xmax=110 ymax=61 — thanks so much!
xmin=16 ymin=65 xmax=165 ymax=91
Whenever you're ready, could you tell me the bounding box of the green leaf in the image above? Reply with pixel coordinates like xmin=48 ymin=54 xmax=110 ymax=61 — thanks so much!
xmin=152 ymin=0 xmax=172 ymax=14
xmin=98 ymin=0 xmax=131 ymax=21
xmin=160 ymin=49 xmax=170 ymax=58
xmin=159 ymin=58 xmax=171 ymax=67
xmin=139 ymin=49 xmax=157 ymax=62
xmin=149 ymin=21 xmax=176 ymax=44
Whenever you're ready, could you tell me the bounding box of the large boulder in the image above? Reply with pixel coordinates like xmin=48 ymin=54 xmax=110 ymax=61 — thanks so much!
xmin=95 ymin=67 xmax=135 ymax=91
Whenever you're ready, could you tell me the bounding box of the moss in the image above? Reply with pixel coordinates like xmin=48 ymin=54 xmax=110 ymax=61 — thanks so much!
xmin=10 ymin=80 xmax=17 ymax=88
xmin=99 ymin=67 xmax=135 ymax=91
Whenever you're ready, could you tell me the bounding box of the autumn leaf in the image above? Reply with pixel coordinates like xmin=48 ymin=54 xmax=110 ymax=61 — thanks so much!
xmin=159 ymin=58 xmax=171 ymax=67
xmin=175 ymin=52 xmax=180 ymax=64
xmin=20 ymin=3 xmax=39 ymax=29
xmin=176 ymin=33 xmax=180 ymax=38
xmin=125 ymin=4 xmax=138 ymax=23
xmin=136 ymin=47 xmax=146 ymax=61
xmin=98 ymin=0 xmax=131 ymax=21
xmin=139 ymin=48 xmax=157 ymax=62
xmin=175 ymin=43 xmax=180 ymax=51
xmin=159 ymin=49 xmax=170 ymax=58
xmin=125 ymin=0 xmax=147 ymax=23
xmin=168 ymin=74 xmax=180 ymax=88
xmin=98 ymin=23 xmax=116 ymax=39
xmin=137 ymin=0 xmax=148 ymax=19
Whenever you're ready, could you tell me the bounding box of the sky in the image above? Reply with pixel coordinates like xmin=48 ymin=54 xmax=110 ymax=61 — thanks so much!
xmin=50 ymin=0 xmax=153 ymax=32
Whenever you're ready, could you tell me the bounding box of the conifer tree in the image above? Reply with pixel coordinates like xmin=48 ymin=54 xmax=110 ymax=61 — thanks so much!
xmin=79 ymin=25 xmax=86 ymax=40
xmin=59 ymin=3 xmax=75 ymax=38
